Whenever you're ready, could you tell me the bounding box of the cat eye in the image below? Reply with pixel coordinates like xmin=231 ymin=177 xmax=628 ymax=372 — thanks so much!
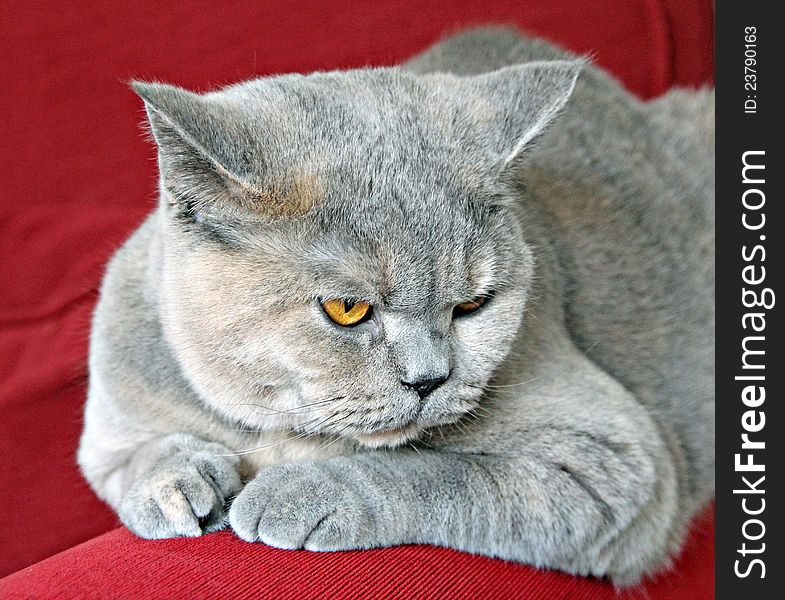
xmin=453 ymin=296 xmax=489 ymax=317
xmin=321 ymin=298 xmax=373 ymax=327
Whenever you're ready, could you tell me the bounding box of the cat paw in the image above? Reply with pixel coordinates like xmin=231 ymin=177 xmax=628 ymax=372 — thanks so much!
xmin=119 ymin=446 xmax=242 ymax=539
xmin=229 ymin=462 xmax=373 ymax=551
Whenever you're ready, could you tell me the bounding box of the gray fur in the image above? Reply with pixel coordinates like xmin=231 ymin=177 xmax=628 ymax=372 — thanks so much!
xmin=78 ymin=27 xmax=714 ymax=585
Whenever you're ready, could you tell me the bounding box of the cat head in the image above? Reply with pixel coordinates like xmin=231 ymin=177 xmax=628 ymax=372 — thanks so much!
xmin=135 ymin=60 xmax=579 ymax=448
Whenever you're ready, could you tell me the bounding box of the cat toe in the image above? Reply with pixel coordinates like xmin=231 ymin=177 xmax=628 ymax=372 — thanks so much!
xmin=120 ymin=488 xmax=201 ymax=539
xmin=119 ymin=456 xmax=237 ymax=539
xmin=229 ymin=462 xmax=378 ymax=551
xmin=229 ymin=463 xmax=345 ymax=549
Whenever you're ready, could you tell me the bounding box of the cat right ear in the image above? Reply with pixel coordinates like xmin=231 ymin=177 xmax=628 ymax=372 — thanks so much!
xmin=131 ymin=81 xmax=319 ymax=222
xmin=132 ymin=81 xmax=259 ymax=219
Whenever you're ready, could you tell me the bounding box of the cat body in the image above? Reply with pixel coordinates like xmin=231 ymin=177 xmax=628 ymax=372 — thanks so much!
xmin=78 ymin=28 xmax=714 ymax=584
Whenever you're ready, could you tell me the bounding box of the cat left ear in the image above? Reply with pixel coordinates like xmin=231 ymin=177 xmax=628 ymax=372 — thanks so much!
xmin=467 ymin=60 xmax=583 ymax=172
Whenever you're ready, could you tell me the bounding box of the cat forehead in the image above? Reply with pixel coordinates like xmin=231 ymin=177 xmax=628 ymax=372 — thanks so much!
xmin=206 ymin=74 xmax=508 ymax=256
xmin=205 ymin=69 xmax=491 ymax=163
xmin=260 ymin=199 xmax=506 ymax=302
xmin=290 ymin=237 xmax=499 ymax=309
xmin=215 ymin=68 xmax=447 ymax=118
xmin=214 ymin=74 xmax=501 ymax=216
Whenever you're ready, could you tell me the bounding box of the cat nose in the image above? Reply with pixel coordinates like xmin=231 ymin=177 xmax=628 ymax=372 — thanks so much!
xmin=402 ymin=375 xmax=448 ymax=399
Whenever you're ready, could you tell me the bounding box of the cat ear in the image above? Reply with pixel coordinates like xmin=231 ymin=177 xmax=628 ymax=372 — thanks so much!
xmin=132 ymin=82 xmax=256 ymax=216
xmin=132 ymin=82 xmax=318 ymax=222
xmin=466 ymin=60 xmax=582 ymax=172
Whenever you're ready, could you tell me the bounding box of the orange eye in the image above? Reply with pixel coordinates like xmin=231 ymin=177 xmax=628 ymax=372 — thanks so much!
xmin=453 ymin=296 xmax=488 ymax=317
xmin=321 ymin=298 xmax=373 ymax=326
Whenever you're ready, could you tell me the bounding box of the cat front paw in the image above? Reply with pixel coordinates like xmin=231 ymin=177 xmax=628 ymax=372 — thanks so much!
xmin=119 ymin=446 xmax=242 ymax=539
xmin=229 ymin=462 xmax=374 ymax=551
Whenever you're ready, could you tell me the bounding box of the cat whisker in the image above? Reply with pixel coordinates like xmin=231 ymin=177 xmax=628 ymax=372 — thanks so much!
xmin=483 ymin=376 xmax=540 ymax=390
xmin=218 ymin=430 xmax=316 ymax=458
xmin=225 ymin=396 xmax=336 ymax=417
xmin=144 ymin=401 xmax=265 ymax=434
xmin=315 ymin=419 xmax=356 ymax=452
xmin=584 ymin=340 xmax=600 ymax=354
xmin=212 ymin=397 xmax=356 ymax=458
xmin=472 ymin=406 xmax=494 ymax=419
xmin=301 ymin=400 xmax=354 ymax=434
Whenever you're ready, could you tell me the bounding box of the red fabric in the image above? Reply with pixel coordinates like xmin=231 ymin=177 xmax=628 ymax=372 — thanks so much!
xmin=0 ymin=0 xmax=714 ymax=596
xmin=0 ymin=509 xmax=714 ymax=599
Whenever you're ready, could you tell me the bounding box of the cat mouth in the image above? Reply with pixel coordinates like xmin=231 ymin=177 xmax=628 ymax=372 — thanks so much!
xmin=352 ymin=422 xmax=421 ymax=449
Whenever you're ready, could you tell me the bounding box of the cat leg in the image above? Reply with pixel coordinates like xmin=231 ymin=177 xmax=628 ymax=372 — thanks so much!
xmin=80 ymin=430 xmax=241 ymax=538
xmin=229 ymin=347 xmax=682 ymax=585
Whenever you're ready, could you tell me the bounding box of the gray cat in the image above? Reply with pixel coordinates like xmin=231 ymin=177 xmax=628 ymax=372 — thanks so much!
xmin=78 ymin=27 xmax=714 ymax=585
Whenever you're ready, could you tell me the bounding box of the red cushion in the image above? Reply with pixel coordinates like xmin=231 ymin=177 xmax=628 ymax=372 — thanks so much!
xmin=0 ymin=508 xmax=714 ymax=599
xmin=0 ymin=0 xmax=714 ymax=595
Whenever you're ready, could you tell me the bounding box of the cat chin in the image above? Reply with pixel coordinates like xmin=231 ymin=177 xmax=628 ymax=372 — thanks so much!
xmin=352 ymin=422 xmax=421 ymax=449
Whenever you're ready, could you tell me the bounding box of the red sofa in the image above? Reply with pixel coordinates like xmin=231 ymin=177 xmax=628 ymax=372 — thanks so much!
xmin=0 ymin=1 xmax=714 ymax=597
